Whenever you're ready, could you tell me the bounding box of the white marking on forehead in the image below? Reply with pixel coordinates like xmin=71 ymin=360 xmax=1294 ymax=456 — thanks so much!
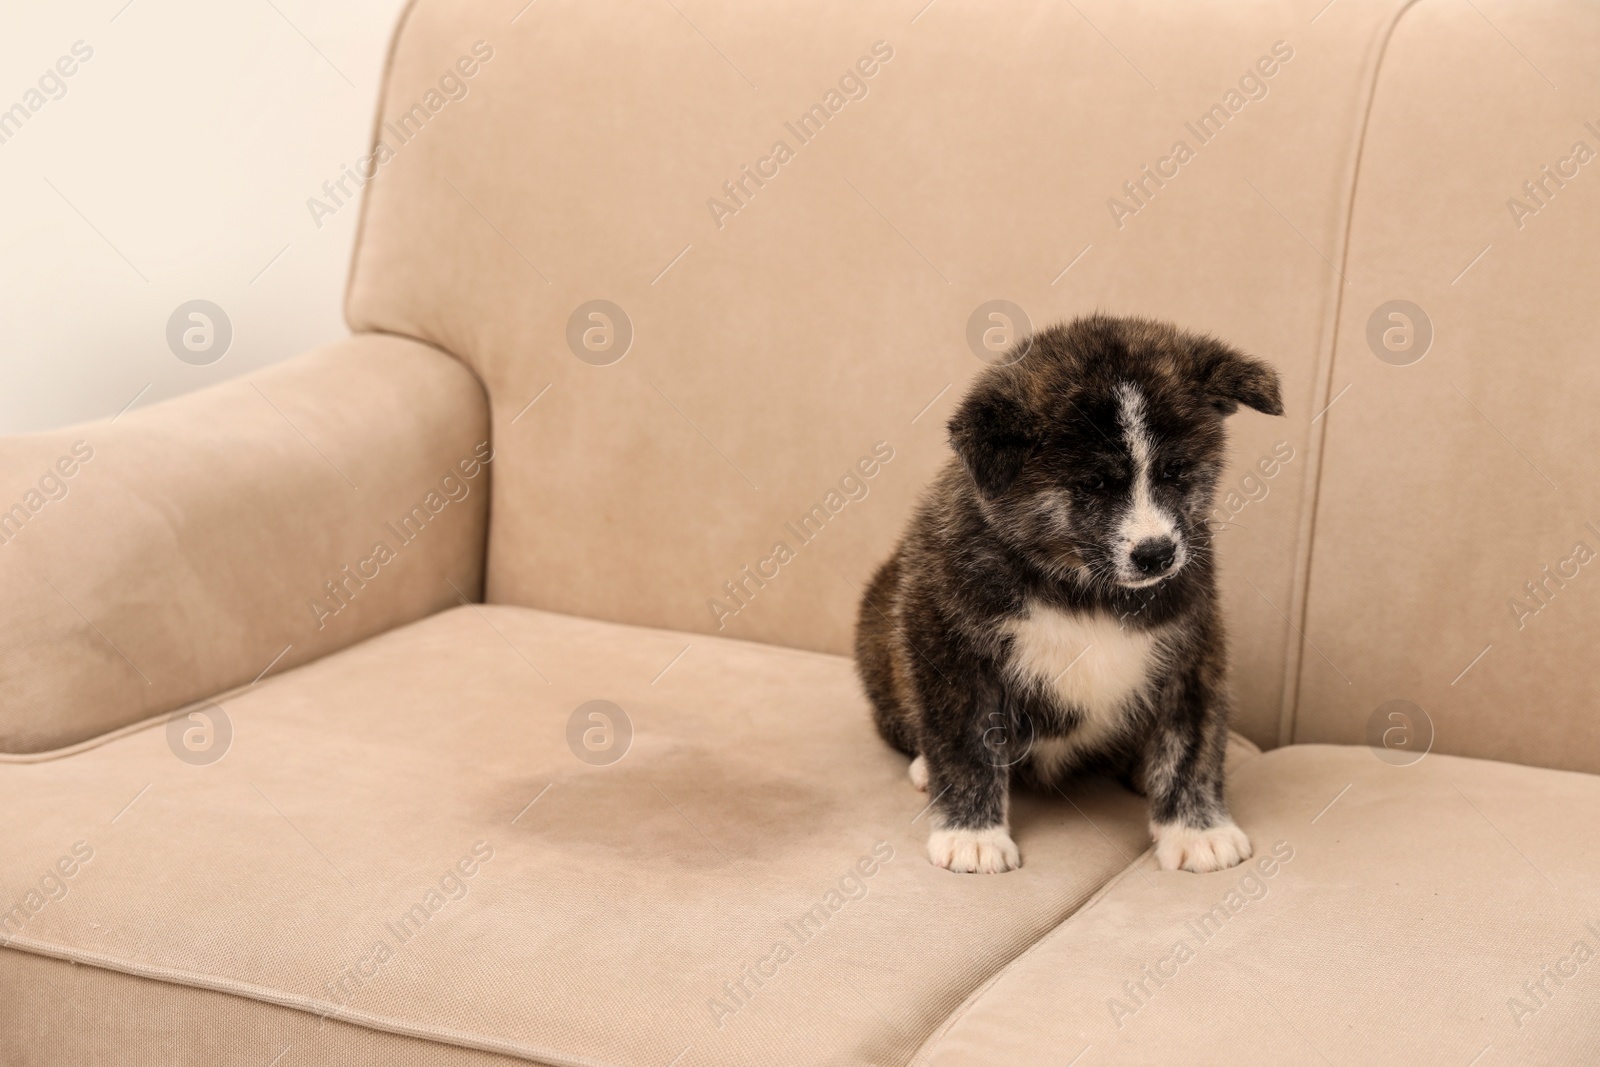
xmin=1115 ymin=383 xmax=1154 ymax=471
xmin=1114 ymin=383 xmax=1179 ymax=559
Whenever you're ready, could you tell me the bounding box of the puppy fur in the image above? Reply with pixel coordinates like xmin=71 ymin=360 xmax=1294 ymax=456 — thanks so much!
xmin=856 ymin=314 xmax=1283 ymax=874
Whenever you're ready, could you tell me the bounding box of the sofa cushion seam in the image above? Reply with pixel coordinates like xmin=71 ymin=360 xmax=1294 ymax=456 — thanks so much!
xmin=909 ymin=740 xmax=1273 ymax=1064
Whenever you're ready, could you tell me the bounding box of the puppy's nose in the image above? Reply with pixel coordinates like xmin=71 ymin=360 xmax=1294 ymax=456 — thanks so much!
xmin=1130 ymin=537 xmax=1177 ymax=577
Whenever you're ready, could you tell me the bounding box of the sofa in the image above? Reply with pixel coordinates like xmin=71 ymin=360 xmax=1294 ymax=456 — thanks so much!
xmin=4 ymin=0 xmax=1598 ymax=1062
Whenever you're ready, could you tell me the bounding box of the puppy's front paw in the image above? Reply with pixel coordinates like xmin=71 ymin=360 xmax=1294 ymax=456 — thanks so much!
xmin=927 ymin=826 xmax=1021 ymax=873
xmin=1152 ymin=820 xmax=1251 ymax=873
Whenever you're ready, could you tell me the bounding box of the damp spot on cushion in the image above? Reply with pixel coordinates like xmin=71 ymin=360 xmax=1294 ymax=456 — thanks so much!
xmin=497 ymin=745 xmax=846 ymax=870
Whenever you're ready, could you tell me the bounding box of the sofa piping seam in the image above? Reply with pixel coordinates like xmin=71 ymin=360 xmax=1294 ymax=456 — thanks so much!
xmin=0 ymin=937 xmax=618 ymax=1067
xmin=1277 ymin=0 xmax=1428 ymax=747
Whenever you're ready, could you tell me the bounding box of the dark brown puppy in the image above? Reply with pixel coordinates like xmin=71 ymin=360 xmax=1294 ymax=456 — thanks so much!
xmin=856 ymin=314 xmax=1283 ymax=873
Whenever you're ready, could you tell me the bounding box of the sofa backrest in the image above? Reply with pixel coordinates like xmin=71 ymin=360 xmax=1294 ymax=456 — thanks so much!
xmin=348 ymin=0 xmax=1598 ymax=769
xmin=1291 ymin=1 xmax=1600 ymax=770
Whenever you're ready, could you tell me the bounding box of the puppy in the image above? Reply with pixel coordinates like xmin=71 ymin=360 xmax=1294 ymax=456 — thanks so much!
xmin=855 ymin=314 xmax=1283 ymax=874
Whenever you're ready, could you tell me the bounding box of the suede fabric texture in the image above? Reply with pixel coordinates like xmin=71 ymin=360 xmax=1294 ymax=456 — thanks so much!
xmin=345 ymin=0 xmax=1417 ymax=750
xmin=0 ymin=336 xmax=489 ymax=754
xmin=6 ymin=0 xmax=1600 ymax=1062
xmin=0 ymin=604 xmax=1254 ymax=1065
xmin=915 ymin=745 xmax=1600 ymax=1066
xmin=1291 ymin=0 xmax=1600 ymax=771
xmin=0 ymin=949 xmax=543 ymax=1067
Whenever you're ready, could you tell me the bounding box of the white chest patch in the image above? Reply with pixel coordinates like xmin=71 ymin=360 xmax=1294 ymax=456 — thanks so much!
xmin=1000 ymin=601 xmax=1161 ymax=749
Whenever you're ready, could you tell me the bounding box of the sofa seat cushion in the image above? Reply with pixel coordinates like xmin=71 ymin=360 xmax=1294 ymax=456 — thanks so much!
xmin=0 ymin=606 xmax=1252 ymax=1066
xmin=914 ymin=744 xmax=1600 ymax=1066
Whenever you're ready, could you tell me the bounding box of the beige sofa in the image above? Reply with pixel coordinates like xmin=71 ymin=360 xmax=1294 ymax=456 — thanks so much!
xmin=4 ymin=0 xmax=1599 ymax=1063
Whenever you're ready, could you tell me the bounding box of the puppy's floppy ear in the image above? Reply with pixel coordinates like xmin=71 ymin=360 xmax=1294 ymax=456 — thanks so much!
xmin=1194 ymin=339 xmax=1284 ymax=416
xmin=949 ymin=370 xmax=1037 ymax=499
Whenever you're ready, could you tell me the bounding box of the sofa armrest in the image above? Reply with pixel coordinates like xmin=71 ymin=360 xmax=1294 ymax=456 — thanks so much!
xmin=0 ymin=334 xmax=489 ymax=754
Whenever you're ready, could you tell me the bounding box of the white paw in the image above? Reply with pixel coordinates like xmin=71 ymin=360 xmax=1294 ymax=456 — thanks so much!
xmin=908 ymin=755 xmax=929 ymax=792
xmin=1152 ymin=820 xmax=1252 ymax=873
xmin=927 ymin=826 xmax=1021 ymax=873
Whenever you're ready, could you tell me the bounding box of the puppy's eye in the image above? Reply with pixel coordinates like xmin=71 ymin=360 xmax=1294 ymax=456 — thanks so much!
xmin=1076 ymin=469 xmax=1126 ymax=493
xmin=1159 ymin=462 xmax=1187 ymax=484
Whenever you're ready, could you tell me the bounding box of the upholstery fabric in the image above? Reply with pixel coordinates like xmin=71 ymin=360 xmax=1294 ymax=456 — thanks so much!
xmin=0 ymin=949 xmax=539 ymax=1067
xmin=7 ymin=0 xmax=1600 ymax=1062
xmin=915 ymin=744 xmax=1600 ymax=1066
xmin=0 ymin=336 xmax=489 ymax=753
xmin=1292 ymin=0 xmax=1600 ymax=771
xmin=346 ymin=0 xmax=1416 ymax=749
xmin=0 ymin=606 xmax=1254 ymax=1066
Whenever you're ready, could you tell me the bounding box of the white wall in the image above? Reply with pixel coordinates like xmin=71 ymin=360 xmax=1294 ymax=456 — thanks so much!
xmin=0 ymin=0 xmax=410 ymax=434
